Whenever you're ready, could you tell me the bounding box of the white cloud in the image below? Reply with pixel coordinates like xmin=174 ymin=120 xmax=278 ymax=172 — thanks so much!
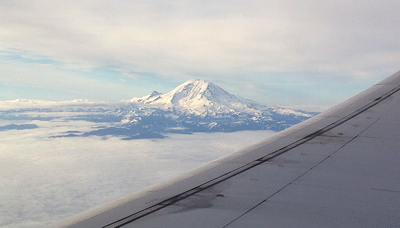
xmin=0 ymin=60 xmax=154 ymax=101
xmin=0 ymin=118 xmax=275 ymax=227
xmin=1 ymin=0 xmax=399 ymax=77
xmin=0 ymin=0 xmax=399 ymax=109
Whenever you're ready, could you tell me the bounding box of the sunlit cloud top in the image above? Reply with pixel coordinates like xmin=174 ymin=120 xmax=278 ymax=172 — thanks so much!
xmin=1 ymin=0 xmax=399 ymax=111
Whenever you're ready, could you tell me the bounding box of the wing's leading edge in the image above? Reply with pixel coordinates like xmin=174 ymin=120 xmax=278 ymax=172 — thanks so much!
xmin=58 ymin=71 xmax=400 ymax=228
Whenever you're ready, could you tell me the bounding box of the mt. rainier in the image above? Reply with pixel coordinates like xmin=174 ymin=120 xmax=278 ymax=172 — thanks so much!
xmin=0 ymin=79 xmax=318 ymax=139
xmin=131 ymin=79 xmax=266 ymax=117
xmin=121 ymin=79 xmax=317 ymax=135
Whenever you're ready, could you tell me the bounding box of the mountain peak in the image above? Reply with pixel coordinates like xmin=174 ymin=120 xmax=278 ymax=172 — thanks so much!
xmin=130 ymin=79 xmax=263 ymax=116
xmin=168 ymin=79 xmax=220 ymax=101
xmin=175 ymin=79 xmax=214 ymax=92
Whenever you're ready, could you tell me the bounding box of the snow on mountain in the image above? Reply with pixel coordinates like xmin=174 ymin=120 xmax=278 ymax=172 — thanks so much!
xmin=130 ymin=91 xmax=162 ymax=103
xmin=0 ymin=79 xmax=318 ymax=139
xmin=130 ymin=79 xmax=265 ymax=116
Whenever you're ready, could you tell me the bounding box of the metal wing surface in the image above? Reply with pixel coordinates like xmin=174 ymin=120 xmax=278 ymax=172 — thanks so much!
xmin=59 ymin=71 xmax=400 ymax=228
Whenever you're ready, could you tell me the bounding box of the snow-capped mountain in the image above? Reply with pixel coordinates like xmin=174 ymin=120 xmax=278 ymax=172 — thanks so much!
xmin=130 ymin=79 xmax=265 ymax=116
xmin=0 ymin=79 xmax=318 ymax=139
xmin=121 ymin=79 xmax=317 ymax=134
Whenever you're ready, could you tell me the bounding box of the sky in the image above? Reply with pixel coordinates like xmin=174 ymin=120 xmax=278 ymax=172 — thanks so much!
xmin=1 ymin=0 xmax=399 ymax=111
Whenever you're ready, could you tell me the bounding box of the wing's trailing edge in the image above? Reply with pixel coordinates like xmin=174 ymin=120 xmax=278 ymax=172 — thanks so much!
xmin=58 ymin=71 xmax=400 ymax=228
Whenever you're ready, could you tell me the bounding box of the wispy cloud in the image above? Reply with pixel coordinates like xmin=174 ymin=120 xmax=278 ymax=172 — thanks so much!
xmin=0 ymin=0 xmax=399 ymax=109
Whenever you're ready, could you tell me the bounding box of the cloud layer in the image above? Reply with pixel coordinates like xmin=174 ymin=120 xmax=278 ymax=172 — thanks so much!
xmin=2 ymin=1 xmax=399 ymax=74
xmin=1 ymin=0 xmax=399 ymax=109
xmin=0 ymin=118 xmax=275 ymax=228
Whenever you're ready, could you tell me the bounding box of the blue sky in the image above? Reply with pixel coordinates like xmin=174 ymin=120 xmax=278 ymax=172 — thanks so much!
xmin=1 ymin=0 xmax=399 ymax=111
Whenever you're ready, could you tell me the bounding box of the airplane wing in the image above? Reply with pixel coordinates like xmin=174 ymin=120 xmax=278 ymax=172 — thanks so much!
xmin=58 ymin=71 xmax=400 ymax=228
